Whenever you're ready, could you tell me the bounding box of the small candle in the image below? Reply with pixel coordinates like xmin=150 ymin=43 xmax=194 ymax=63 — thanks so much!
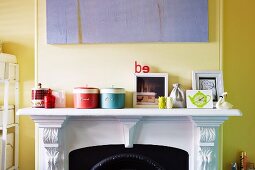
xmin=158 ymin=96 xmax=166 ymax=109
xmin=167 ymin=97 xmax=173 ymax=109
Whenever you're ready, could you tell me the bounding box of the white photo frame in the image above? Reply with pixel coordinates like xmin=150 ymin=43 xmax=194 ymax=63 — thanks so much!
xmin=192 ymin=71 xmax=224 ymax=106
xmin=133 ymin=73 xmax=168 ymax=108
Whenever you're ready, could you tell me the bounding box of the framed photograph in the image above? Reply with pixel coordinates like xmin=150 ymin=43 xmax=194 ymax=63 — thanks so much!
xmin=133 ymin=73 xmax=168 ymax=108
xmin=192 ymin=71 xmax=224 ymax=105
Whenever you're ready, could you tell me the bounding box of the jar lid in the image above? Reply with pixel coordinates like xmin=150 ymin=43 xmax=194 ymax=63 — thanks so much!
xmin=100 ymin=88 xmax=125 ymax=94
xmin=32 ymin=88 xmax=49 ymax=90
xmin=32 ymin=83 xmax=49 ymax=90
xmin=73 ymin=87 xmax=99 ymax=94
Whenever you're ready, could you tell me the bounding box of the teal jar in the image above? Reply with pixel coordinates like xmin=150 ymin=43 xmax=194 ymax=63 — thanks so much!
xmin=100 ymin=88 xmax=125 ymax=109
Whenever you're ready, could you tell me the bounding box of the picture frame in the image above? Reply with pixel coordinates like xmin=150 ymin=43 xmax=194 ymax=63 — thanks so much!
xmin=192 ymin=71 xmax=224 ymax=106
xmin=133 ymin=73 xmax=168 ymax=108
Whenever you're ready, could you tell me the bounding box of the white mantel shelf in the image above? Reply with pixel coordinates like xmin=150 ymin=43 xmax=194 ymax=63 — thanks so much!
xmin=17 ymin=107 xmax=242 ymax=117
xmin=19 ymin=107 xmax=242 ymax=170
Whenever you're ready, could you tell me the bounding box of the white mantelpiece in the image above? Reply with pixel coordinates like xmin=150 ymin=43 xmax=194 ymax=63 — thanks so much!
xmin=17 ymin=108 xmax=242 ymax=170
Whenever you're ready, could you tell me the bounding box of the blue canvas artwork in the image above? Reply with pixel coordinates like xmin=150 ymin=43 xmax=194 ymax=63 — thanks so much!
xmin=46 ymin=0 xmax=208 ymax=44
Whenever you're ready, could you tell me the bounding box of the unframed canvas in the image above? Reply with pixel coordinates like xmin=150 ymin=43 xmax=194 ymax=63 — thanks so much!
xmin=46 ymin=0 xmax=208 ymax=44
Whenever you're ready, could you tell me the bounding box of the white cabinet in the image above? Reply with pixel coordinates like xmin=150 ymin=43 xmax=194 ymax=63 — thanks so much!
xmin=0 ymin=53 xmax=19 ymax=170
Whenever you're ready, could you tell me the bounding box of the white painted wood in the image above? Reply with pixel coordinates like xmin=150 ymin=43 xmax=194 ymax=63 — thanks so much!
xmin=0 ymin=60 xmax=19 ymax=170
xmin=14 ymin=81 xmax=19 ymax=170
xmin=1 ymin=80 xmax=9 ymax=170
xmin=0 ymin=63 xmax=5 ymax=80
xmin=0 ymin=133 xmax=14 ymax=169
xmin=0 ymin=106 xmax=15 ymax=126
xmin=33 ymin=116 xmax=66 ymax=170
xmin=192 ymin=116 xmax=229 ymax=127
xmin=0 ymin=53 xmax=17 ymax=63
xmin=19 ymin=108 xmax=241 ymax=170
xmin=17 ymin=107 xmax=242 ymax=117
xmin=196 ymin=127 xmax=219 ymax=170
xmin=120 ymin=117 xmax=141 ymax=148
xmin=0 ymin=63 xmax=18 ymax=81
xmin=14 ymin=125 xmax=19 ymax=170
xmin=0 ymin=124 xmax=16 ymax=130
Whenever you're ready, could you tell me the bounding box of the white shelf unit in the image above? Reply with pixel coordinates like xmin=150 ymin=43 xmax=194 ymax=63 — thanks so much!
xmin=0 ymin=54 xmax=19 ymax=170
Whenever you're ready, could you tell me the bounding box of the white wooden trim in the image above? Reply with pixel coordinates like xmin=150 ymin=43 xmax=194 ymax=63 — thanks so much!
xmin=0 ymin=63 xmax=19 ymax=169
xmin=1 ymin=80 xmax=9 ymax=170
xmin=19 ymin=108 xmax=241 ymax=170
xmin=17 ymin=108 xmax=242 ymax=117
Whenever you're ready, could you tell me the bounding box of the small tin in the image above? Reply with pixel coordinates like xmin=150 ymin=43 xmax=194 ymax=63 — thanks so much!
xmin=73 ymin=87 xmax=99 ymax=109
xmin=100 ymin=88 xmax=125 ymax=109
xmin=31 ymin=83 xmax=49 ymax=108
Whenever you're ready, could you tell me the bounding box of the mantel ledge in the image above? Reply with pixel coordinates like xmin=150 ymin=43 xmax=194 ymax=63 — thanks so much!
xmin=19 ymin=107 xmax=242 ymax=132
xmin=18 ymin=107 xmax=242 ymax=117
xmin=25 ymin=107 xmax=242 ymax=168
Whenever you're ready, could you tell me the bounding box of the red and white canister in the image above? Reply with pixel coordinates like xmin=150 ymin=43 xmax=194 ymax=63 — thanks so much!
xmin=31 ymin=83 xmax=49 ymax=108
xmin=73 ymin=87 xmax=99 ymax=109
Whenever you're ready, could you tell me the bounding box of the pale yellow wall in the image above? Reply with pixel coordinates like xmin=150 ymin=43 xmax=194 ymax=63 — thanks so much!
xmin=37 ymin=0 xmax=220 ymax=108
xmin=223 ymin=0 xmax=255 ymax=168
xmin=3 ymin=0 xmax=255 ymax=169
xmin=1 ymin=0 xmax=220 ymax=169
xmin=0 ymin=0 xmax=35 ymax=170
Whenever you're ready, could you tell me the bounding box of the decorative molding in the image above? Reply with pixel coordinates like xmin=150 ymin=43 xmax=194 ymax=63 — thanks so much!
xmin=32 ymin=116 xmax=66 ymax=170
xmin=43 ymin=128 xmax=59 ymax=145
xmin=198 ymin=146 xmax=216 ymax=170
xmin=31 ymin=115 xmax=67 ymax=128
xmin=18 ymin=108 xmax=241 ymax=170
xmin=45 ymin=147 xmax=60 ymax=170
xmin=192 ymin=116 xmax=228 ymax=127
xmin=200 ymin=127 xmax=216 ymax=143
xmin=43 ymin=128 xmax=61 ymax=170
xmin=197 ymin=127 xmax=218 ymax=170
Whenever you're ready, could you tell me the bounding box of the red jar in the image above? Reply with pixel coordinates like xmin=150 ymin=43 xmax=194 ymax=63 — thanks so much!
xmin=73 ymin=87 xmax=99 ymax=109
xmin=44 ymin=89 xmax=55 ymax=109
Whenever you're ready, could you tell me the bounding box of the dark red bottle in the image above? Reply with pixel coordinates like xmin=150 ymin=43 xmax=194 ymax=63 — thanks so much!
xmin=44 ymin=89 xmax=55 ymax=108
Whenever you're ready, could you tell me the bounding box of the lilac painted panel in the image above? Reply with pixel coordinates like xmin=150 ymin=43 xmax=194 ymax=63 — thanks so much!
xmin=46 ymin=0 xmax=208 ymax=44
xmin=46 ymin=0 xmax=79 ymax=44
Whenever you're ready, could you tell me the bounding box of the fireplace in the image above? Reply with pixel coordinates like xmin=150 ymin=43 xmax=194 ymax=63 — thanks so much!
xmin=17 ymin=107 xmax=242 ymax=170
xmin=69 ymin=144 xmax=189 ymax=170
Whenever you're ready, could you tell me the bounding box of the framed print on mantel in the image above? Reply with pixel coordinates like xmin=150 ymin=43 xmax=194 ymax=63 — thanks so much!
xmin=192 ymin=71 xmax=224 ymax=106
xmin=133 ymin=73 xmax=168 ymax=108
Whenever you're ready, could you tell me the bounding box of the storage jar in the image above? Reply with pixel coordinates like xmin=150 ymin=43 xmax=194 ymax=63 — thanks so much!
xmin=73 ymin=87 xmax=99 ymax=109
xmin=31 ymin=83 xmax=49 ymax=108
xmin=100 ymin=88 xmax=125 ymax=109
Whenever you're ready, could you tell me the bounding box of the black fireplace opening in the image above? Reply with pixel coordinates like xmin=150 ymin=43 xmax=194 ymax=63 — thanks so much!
xmin=69 ymin=144 xmax=189 ymax=170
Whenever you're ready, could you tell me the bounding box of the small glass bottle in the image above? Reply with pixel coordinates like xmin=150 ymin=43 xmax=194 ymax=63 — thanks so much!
xmin=231 ymin=162 xmax=237 ymax=170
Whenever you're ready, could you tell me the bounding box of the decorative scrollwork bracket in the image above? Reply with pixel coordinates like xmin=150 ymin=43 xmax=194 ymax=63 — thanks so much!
xmin=32 ymin=115 xmax=67 ymax=170
xmin=192 ymin=116 xmax=228 ymax=170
